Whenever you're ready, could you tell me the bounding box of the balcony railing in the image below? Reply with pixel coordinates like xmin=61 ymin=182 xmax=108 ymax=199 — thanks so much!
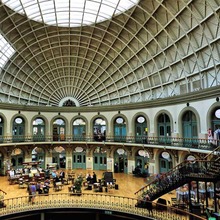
xmin=0 ymin=193 xmax=206 ymax=220
xmin=0 ymin=134 xmax=215 ymax=151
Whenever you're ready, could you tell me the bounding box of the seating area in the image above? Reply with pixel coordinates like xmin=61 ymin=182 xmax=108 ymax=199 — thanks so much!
xmin=67 ymin=171 xmax=119 ymax=195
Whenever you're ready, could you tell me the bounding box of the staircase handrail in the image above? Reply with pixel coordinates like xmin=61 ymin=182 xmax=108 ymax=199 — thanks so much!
xmin=134 ymin=157 xmax=220 ymax=199
xmin=203 ymin=145 xmax=220 ymax=160
xmin=134 ymin=160 xmax=190 ymax=196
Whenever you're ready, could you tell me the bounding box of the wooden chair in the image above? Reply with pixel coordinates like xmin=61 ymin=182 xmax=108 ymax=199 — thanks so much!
xmin=68 ymin=186 xmax=75 ymax=195
xmin=62 ymin=178 xmax=69 ymax=185
xmin=171 ymin=197 xmax=177 ymax=207
xmin=18 ymin=179 xmax=26 ymax=189
xmin=53 ymin=181 xmax=60 ymax=192
xmin=93 ymin=183 xmax=100 ymax=192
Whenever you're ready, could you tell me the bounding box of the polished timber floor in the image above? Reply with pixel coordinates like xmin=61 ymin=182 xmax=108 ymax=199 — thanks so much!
xmin=2 ymin=169 xmax=149 ymax=199
xmin=0 ymin=169 xmax=211 ymax=220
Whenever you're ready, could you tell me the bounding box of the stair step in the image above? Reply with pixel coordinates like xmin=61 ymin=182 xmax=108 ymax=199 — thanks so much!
xmin=136 ymin=156 xmax=220 ymax=201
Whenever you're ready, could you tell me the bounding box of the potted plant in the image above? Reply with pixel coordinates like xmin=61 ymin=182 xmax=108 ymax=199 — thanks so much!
xmin=74 ymin=175 xmax=83 ymax=195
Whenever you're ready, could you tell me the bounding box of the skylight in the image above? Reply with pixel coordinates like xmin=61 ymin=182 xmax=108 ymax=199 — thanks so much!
xmin=2 ymin=0 xmax=139 ymax=27
xmin=0 ymin=34 xmax=15 ymax=69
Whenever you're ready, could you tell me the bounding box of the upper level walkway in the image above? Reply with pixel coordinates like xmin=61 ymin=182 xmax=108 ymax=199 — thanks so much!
xmin=0 ymin=134 xmax=215 ymax=152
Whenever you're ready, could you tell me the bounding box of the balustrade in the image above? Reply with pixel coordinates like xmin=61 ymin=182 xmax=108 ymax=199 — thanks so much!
xmin=0 ymin=193 xmax=206 ymax=220
xmin=0 ymin=134 xmax=215 ymax=151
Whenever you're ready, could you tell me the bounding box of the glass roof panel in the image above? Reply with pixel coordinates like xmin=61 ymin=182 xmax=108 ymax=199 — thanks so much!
xmin=2 ymin=0 xmax=139 ymax=27
xmin=0 ymin=34 xmax=15 ymax=69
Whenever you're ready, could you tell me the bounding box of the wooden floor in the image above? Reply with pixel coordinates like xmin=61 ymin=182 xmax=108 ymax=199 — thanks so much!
xmin=0 ymin=169 xmax=171 ymax=201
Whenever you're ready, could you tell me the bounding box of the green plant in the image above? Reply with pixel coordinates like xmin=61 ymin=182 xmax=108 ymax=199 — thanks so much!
xmin=74 ymin=175 xmax=83 ymax=193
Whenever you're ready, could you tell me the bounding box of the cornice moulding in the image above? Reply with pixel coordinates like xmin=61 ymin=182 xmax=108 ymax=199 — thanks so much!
xmin=0 ymin=86 xmax=219 ymax=113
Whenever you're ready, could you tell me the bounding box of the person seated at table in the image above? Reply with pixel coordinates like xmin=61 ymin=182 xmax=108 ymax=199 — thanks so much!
xmin=41 ymin=181 xmax=50 ymax=194
xmin=9 ymin=169 xmax=16 ymax=178
xmin=36 ymin=181 xmax=43 ymax=194
xmin=44 ymin=178 xmax=50 ymax=186
xmin=44 ymin=169 xmax=50 ymax=180
xmin=51 ymin=170 xmax=59 ymax=182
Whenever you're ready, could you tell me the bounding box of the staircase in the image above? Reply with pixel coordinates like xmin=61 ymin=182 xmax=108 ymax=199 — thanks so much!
xmin=135 ymin=146 xmax=220 ymax=201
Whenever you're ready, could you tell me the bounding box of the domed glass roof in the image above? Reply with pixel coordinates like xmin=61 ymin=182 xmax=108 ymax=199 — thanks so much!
xmin=0 ymin=0 xmax=219 ymax=107
xmin=2 ymin=0 xmax=139 ymax=27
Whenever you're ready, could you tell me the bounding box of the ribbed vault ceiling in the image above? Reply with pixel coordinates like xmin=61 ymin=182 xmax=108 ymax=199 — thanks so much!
xmin=0 ymin=0 xmax=219 ymax=107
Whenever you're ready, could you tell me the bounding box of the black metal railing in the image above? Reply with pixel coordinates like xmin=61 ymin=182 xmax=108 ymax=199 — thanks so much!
xmin=0 ymin=134 xmax=216 ymax=151
xmin=134 ymin=147 xmax=220 ymax=201
xmin=0 ymin=193 xmax=206 ymax=220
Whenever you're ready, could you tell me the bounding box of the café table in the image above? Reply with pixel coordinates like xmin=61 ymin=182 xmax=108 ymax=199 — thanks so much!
xmin=56 ymin=182 xmax=63 ymax=190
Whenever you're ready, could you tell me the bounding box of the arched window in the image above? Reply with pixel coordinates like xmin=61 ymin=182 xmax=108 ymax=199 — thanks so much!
xmin=11 ymin=148 xmax=24 ymax=169
xmin=73 ymin=146 xmax=86 ymax=169
xmin=32 ymin=147 xmax=45 ymax=169
xmin=52 ymin=146 xmax=66 ymax=169
xmin=93 ymin=118 xmax=106 ymax=142
xmin=12 ymin=117 xmax=25 ymax=142
xmin=135 ymin=116 xmax=147 ymax=143
xmin=159 ymin=151 xmax=172 ymax=173
xmin=73 ymin=118 xmax=86 ymax=141
xmin=0 ymin=116 xmax=4 ymax=143
xmin=0 ymin=152 xmax=3 ymax=175
xmin=210 ymin=108 xmax=220 ymax=145
xmin=33 ymin=118 xmax=45 ymax=142
xmin=93 ymin=147 xmax=107 ymax=170
xmin=182 ymin=111 xmax=198 ymax=147
xmin=114 ymin=148 xmax=128 ymax=174
xmin=53 ymin=118 xmax=66 ymax=141
xmin=114 ymin=117 xmax=126 ymax=142
xmin=157 ymin=113 xmax=171 ymax=144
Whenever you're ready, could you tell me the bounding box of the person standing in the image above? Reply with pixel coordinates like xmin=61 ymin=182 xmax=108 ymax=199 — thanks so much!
xmin=86 ymin=173 xmax=92 ymax=184
xmin=92 ymin=172 xmax=97 ymax=184
xmin=29 ymin=182 xmax=37 ymax=204
xmin=145 ymin=194 xmax=153 ymax=216
xmin=59 ymin=170 xmax=65 ymax=183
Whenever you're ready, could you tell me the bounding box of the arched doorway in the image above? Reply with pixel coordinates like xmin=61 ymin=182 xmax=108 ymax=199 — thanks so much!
xmin=73 ymin=118 xmax=86 ymax=141
xmin=52 ymin=146 xmax=66 ymax=169
xmin=114 ymin=148 xmax=128 ymax=173
xmin=32 ymin=147 xmax=45 ymax=169
xmin=72 ymin=146 xmax=86 ymax=169
xmin=12 ymin=117 xmax=25 ymax=142
xmin=159 ymin=151 xmax=173 ymax=173
xmin=93 ymin=118 xmax=106 ymax=142
xmin=53 ymin=118 xmax=66 ymax=141
xmin=210 ymin=108 xmax=220 ymax=146
xmin=11 ymin=148 xmax=24 ymax=170
xmin=93 ymin=146 xmax=107 ymax=170
xmin=134 ymin=149 xmax=150 ymax=176
xmin=157 ymin=113 xmax=171 ymax=144
xmin=0 ymin=116 xmax=4 ymax=143
xmin=182 ymin=111 xmax=198 ymax=147
xmin=211 ymin=108 xmax=220 ymax=130
xmin=33 ymin=118 xmax=45 ymax=142
xmin=135 ymin=116 xmax=147 ymax=143
xmin=114 ymin=117 xmax=126 ymax=142
xmin=0 ymin=152 xmax=3 ymax=175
